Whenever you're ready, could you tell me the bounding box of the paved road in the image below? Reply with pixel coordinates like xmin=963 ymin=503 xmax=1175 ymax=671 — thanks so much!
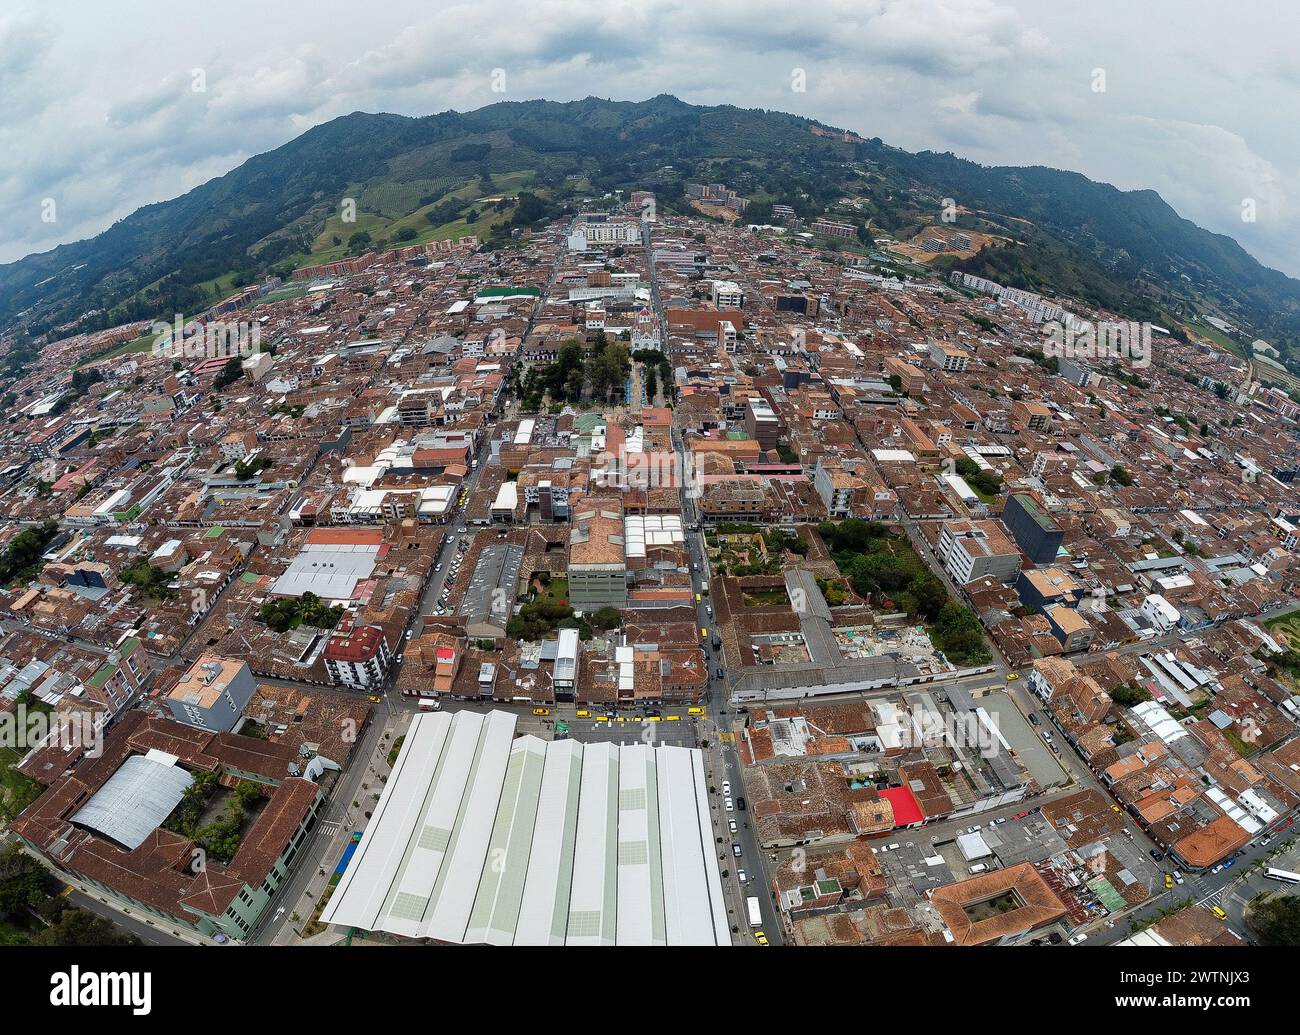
xmin=1087 ymin=822 xmax=1300 ymax=944
xmin=64 ymin=888 xmax=193 ymax=946
xmin=646 ymin=224 xmax=780 ymax=945
xmin=251 ymin=703 xmax=399 ymax=945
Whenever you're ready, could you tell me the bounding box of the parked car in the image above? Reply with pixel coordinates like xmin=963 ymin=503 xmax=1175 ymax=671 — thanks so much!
xmin=1149 ymin=849 xmax=1164 ymax=861
xmin=1028 ymin=713 xmax=1040 ymax=726
xmin=737 ymin=869 xmax=749 ymax=883
xmin=732 ymin=842 xmax=742 ymax=857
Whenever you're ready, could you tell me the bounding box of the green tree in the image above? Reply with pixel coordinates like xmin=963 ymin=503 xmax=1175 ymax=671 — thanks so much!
xmin=590 ymin=607 xmax=622 ymax=631
xmin=1250 ymin=895 xmax=1300 ymax=946
xmin=33 ymin=908 xmax=141 ymax=946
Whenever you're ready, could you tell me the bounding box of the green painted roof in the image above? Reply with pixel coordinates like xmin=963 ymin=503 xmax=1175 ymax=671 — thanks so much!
xmin=477 ymin=286 xmax=539 ymax=298
xmin=1086 ymin=875 xmax=1126 ymax=912
xmin=1012 ymin=493 xmax=1060 ymax=532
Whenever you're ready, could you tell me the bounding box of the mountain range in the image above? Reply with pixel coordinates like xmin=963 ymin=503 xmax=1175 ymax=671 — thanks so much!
xmin=4 ymin=94 xmax=1299 ymax=371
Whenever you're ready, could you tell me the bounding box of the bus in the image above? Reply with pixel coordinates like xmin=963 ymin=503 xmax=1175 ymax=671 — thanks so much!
xmin=746 ymin=896 xmax=762 ymax=928
xmin=1264 ymin=867 xmax=1300 ymax=884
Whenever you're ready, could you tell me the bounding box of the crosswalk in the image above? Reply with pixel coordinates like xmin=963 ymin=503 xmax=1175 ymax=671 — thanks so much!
xmin=318 ymin=821 xmax=341 ymax=837
xmin=1196 ymin=887 xmax=1224 ymax=907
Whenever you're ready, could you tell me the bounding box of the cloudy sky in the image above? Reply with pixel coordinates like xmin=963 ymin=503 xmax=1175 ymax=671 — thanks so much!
xmin=3 ymin=0 xmax=1297 ymax=274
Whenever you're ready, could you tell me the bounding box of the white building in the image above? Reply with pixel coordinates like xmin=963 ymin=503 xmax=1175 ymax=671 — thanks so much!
xmin=1141 ymin=593 xmax=1181 ymax=632
xmin=320 ymin=710 xmax=731 ymax=945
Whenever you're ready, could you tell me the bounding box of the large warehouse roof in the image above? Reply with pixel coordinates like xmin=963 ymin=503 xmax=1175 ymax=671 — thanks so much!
xmin=70 ymin=750 xmax=194 ymax=850
xmin=322 ymin=710 xmax=730 ymax=945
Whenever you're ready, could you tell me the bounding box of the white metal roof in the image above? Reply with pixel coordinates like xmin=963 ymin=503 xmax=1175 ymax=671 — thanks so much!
xmin=270 ymin=541 xmax=380 ymax=600
xmin=70 ymin=753 xmax=194 ymax=850
xmin=322 ymin=711 xmax=729 ymax=945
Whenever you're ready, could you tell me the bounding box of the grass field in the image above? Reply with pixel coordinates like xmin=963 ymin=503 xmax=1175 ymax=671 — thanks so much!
xmin=1188 ymin=320 xmax=1245 ymax=358
xmin=0 ymin=744 xmax=44 ymax=823
xmin=77 ymin=330 xmax=158 ymax=368
xmin=297 ymin=169 xmax=535 ymax=268
xmin=1265 ymin=612 xmax=1300 ymax=649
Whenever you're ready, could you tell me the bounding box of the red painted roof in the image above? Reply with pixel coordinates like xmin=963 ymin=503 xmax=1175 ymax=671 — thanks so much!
xmin=879 ymin=785 xmax=924 ymax=828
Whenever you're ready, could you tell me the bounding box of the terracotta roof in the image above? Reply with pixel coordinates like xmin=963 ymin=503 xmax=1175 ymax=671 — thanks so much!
xmin=930 ymin=863 xmax=1069 ymax=946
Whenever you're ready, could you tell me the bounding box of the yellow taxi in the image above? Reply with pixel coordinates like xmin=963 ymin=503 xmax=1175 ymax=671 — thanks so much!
xmin=754 ymin=930 xmax=769 ymax=946
xmin=687 ymin=706 xmax=705 ymax=715
xmin=665 ymin=715 xmax=681 ymax=722
xmin=1210 ymin=906 xmax=1228 ymax=921
xmin=368 ymin=695 xmax=383 ymax=704
xmin=576 ymin=709 xmax=591 ymax=718
xmin=532 ymin=707 xmax=550 ymax=716
xmin=1164 ymin=873 xmax=1174 ymax=889
xmin=1006 ymin=672 xmax=1020 ymax=680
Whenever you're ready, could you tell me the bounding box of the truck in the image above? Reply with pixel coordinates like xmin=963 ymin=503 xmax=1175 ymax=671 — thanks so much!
xmin=746 ymin=896 xmax=762 ymax=928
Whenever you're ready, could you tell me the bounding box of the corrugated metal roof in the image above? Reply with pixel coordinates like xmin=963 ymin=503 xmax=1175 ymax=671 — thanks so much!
xmin=70 ymin=753 xmax=194 ymax=850
xmin=322 ymin=711 xmax=729 ymax=945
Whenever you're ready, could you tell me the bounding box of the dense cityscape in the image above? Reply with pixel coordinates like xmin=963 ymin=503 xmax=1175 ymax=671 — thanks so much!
xmin=4 ymin=191 xmax=1300 ymax=954
xmin=4 ymin=4 xmax=1300 ymax=1019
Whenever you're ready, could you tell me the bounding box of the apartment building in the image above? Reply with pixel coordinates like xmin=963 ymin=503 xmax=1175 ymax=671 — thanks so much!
xmin=937 ymin=519 xmax=1022 ymax=585
xmin=928 ymin=343 xmax=970 ymax=373
xmin=1002 ymin=493 xmax=1064 ymax=565
xmin=568 ymin=496 xmax=629 ymax=610
xmin=324 ymin=616 xmax=393 ymax=689
xmin=165 ymin=654 xmax=256 ymax=732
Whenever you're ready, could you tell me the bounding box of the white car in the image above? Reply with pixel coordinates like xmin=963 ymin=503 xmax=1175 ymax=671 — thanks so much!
xmin=721 ymin=780 xmax=732 ymax=796
xmin=737 ymin=869 xmax=749 ymax=883
xmin=724 ymin=797 xmax=734 ymax=812
xmin=1068 ymin=932 xmax=1088 ymax=945
xmin=728 ymin=819 xmax=738 ymax=834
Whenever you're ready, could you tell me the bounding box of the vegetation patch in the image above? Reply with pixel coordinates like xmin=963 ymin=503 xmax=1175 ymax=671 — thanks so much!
xmin=818 ymin=519 xmax=990 ymax=665
xmin=259 ymin=591 xmax=345 ymax=633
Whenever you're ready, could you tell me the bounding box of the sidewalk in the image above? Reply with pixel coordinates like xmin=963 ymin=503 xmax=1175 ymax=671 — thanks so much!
xmin=271 ymin=711 xmax=408 ymax=945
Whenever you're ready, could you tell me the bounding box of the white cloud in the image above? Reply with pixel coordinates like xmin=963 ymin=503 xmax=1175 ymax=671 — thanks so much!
xmin=2 ymin=0 xmax=1299 ymax=279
